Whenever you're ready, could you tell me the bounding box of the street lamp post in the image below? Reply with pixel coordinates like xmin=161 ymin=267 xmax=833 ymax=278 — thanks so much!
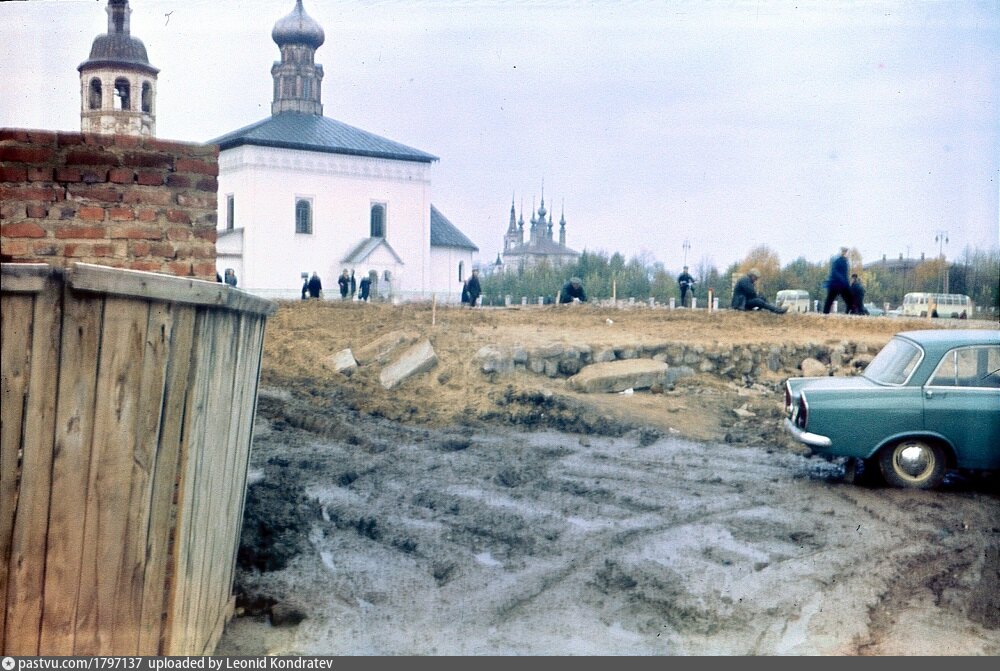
xmin=934 ymin=230 xmax=949 ymax=293
xmin=682 ymin=239 xmax=691 ymax=267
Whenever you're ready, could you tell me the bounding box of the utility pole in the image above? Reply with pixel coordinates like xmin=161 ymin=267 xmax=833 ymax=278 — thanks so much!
xmin=934 ymin=230 xmax=949 ymax=293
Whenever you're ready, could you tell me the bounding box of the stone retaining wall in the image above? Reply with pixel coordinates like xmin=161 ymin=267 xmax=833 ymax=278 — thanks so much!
xmin=475 ymin=339 xmax=876 ymax=385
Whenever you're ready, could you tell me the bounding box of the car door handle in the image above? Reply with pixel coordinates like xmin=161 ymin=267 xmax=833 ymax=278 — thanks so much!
xmin=924 ymin=389 xmax=934 ymax=399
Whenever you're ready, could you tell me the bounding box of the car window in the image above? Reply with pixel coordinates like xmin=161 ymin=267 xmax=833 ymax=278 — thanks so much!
xmin=929 ymin=345 xmax=1000 ymax=388
xmin=862 ymin=337 xmax=922 ymax=385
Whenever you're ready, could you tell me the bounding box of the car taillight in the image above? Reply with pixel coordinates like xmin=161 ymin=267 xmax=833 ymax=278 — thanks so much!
xmin=796 ymin=396 xmax=808 ymax=429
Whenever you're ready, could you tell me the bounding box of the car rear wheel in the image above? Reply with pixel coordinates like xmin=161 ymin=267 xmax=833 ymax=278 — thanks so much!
xmin=878 ymin=439 xmax=947 ymax=489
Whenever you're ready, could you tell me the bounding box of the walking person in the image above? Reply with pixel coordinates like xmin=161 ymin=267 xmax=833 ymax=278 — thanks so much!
xmin=677 ymin=266 xmax=695 ymax=308
xmin=338 ymin=269 xmax=350 ymax=300
xmin=465 ymin=269 xmax=482 ymax=307
xmin=822 ymin=247 xmax=854 ymax=314
xmin=730 ymin=268 xmax=787 ymax=313
xmin=849 ymin=273 xmax=868 ymax=315
xmin=349 ymin=270 xmax=357 ymax=300
xmin=358 ymin=272 xmax=371 ymax=302
xmin=307 ymin=271 xmax=323 ymax=299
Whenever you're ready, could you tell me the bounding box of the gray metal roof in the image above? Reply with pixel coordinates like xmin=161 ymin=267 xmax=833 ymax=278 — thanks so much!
xmin=430 ymin=206 xmax=478 ymax=250
xmin=78 ymin=34 xmax=158 ymax=74
xmin=210 ymin=112 xmax=438 ymax=163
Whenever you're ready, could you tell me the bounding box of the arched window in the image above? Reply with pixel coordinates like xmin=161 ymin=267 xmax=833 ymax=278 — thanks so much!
xmin=89 ymin=78 xmax=102 ymax=110
xmin=141 ymin=82 xmax=152 ymax=113
xmin=295 ymin=199 xmax=312 ymax=234
xmin=114 ymin=78 xmax=130 ymax=110
xmin=370 ymin=204 xmax=385 ymax=238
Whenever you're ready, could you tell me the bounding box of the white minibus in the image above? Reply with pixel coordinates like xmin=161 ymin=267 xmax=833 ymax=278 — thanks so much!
xmin=900 ymin=292 xmax=974 ymax=319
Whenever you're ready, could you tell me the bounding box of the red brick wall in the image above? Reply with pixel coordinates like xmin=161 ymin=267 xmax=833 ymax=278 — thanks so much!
xmin=1 ymin=128 xmax=218 ymax=280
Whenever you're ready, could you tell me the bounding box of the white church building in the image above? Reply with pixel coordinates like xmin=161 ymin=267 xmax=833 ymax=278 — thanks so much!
xmin=211 ymin=0 xmax=477 ymax=301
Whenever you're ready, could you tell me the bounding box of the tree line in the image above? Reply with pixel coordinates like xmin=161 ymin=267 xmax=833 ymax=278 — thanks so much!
xmin=478 ymin=245 xmax=1000 ymax=315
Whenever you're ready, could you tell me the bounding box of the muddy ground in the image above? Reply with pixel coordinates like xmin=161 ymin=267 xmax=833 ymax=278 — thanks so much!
xmin=214 ymin=300 xmax=999 ymax=655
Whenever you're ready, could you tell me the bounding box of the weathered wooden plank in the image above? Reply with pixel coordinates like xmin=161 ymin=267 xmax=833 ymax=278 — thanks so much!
xmin=204 ymin=312 xmax=256 ymax=644
xmin=110 ymin=301 xmax=175 ymax=654
xmin=0 ymin=263 xmax=50 ymax=293
xmin=75 ymin=297 xmax=147 ymax=655
xmin=38 ymin=287 xmax=103 ymax=654
xmin=3 ymin=275 xmax=61 ymax=655
xmin=163 ymin=308 xmax=216 ymax=655
xmin=69 ymin=264 xmax=276 ymax=317
xmin=189 ymin=310 xmax=238 ymax=653
xmin=214 ymin=314 xmax=267 ymax=633
xmin=0 ymin=293 xmax=35 ymax=651
xmin=138 ymin=304 xmax=196 ymax=655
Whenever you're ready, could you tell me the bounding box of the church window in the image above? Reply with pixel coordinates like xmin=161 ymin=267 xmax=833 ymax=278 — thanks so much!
xmin=458 ymin=261 xmax=464 ymax=282
xmin=226 ymin=195 xmax=235 ymax=231
xmin=295 ymin=198 xmax=313 ymax=234
xmin=114 ymin=78 xmax=130 ymax=110
xmin=303 ymin=79 xmax=311 ymax=99
xmin=370 ymin=203 xmax=385 ymax=238
xmin=141 ymin=82 xmax=152 ymax=113
xmin=89 ymin=79 xmax=102 ymax=110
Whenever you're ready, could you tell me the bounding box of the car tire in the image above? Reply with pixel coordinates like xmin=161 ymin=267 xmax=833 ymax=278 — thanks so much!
xmin=843 ymin=457 xmax=881 ymax=487
xmin=878 ymin=439 xmax=947 ymax=489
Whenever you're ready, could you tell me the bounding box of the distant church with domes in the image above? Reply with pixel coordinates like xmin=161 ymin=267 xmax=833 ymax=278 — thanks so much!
xmin=496 ymin=190 xmax=580 ymax=271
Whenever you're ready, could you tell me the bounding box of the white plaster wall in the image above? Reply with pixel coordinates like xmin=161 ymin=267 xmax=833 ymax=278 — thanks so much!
xmin=429 ymin=246 xmax=473 ymax=304
xmin=217 ymin=145 xmax=433 ymax=296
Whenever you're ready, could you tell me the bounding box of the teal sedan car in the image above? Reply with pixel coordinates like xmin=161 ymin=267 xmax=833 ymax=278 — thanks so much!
xmin=784 ymin=329 xmax=1000 ymax=489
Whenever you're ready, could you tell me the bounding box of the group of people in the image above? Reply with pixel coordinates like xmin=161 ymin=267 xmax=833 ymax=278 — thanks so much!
xmin=728 ymin=246 xmax=868 ymax=316
xmin=303 ymin=269 xmax=374 ymax=301
xmin=822 ymin=247 xmax=869 ymax=315
xmin=289 ymin=246 xmax=868 ymax=313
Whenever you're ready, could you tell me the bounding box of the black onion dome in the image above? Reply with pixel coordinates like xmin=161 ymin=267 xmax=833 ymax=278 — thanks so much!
xmin=272 ymin=0 xmax=325 ymax=48
xmin=79 ymin=34 xmax=158 ymax=74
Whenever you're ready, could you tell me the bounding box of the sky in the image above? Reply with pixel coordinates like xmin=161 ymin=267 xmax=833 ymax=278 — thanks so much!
xmin=2 ymin=0 xmax=998 ymax=274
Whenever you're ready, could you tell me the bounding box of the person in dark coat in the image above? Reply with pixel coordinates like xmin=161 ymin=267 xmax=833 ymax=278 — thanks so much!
xmin=223 ymin=268 xmax=238 ymax=287
xmin=349 ymin=270 xmax=357 ymax=299
xmin=731 ymin=268 xmax=786 ymax=313
xmin=338 ymin=269 xmax=350 ymax=300
xmin=358 ymin=273 xmax=371 ymax=302
xmin=465 ymin=269 xmax=482 ymax=307
xmin=307 ymin=271 xmax=323 ymax=299
xmin=677 ymin=266 xmax=695 ymax=307
xmin=849 ymin=273 xmax=868 ymax=315
xmin=822 ymin=247 xmax=854 ymax=314
xmin=559 ymin=277 xmax=587 ymax=304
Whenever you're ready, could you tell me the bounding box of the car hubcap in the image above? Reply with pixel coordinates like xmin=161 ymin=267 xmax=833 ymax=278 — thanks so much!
xmin=895 ymin=444 xmax=932 ymax=479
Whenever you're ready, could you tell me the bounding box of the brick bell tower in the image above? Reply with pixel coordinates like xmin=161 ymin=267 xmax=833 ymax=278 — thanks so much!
xmin=78 ymin=0 xmax=159 ymax=137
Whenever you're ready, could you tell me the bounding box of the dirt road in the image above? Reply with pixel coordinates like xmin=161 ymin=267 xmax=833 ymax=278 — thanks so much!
xmin=214 ymin=301 xmax=999 ymax=655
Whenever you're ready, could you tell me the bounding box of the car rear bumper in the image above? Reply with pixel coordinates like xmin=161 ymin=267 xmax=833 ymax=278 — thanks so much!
xmin=783 ymin=417 xmax=832 ymax=448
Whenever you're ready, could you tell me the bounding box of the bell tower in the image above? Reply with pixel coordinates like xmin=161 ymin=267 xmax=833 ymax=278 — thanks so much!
xmin=271 ymin=0 xmax=326 ymax=116
xmin=78 ymin=0 xmax=159 ymax=137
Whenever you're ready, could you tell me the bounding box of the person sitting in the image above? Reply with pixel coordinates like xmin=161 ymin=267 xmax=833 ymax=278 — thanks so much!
xmin=559 ymin=277 xmax=587 ymax=304
xmin=731 ymin=268 xmax=787 ymax=314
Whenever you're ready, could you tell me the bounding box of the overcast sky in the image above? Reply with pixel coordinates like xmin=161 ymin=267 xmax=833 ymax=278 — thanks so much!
xmin=2 ymin=0 xmax=998 ymax=273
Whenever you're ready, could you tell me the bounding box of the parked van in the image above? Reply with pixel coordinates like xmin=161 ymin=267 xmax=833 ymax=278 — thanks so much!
xmin=775 ymin=289 xmax=811 ymax=313
xmin=900 ymin=292 xmax=974 ymax=319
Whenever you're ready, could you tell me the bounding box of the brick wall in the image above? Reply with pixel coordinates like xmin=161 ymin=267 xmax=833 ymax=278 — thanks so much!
xmin=1 ymin=128 xmax=218 ymax=280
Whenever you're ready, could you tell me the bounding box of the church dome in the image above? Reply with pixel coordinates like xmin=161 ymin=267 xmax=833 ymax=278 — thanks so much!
xmin=272 ymin=0 xmax=325 ymax=48
xmin=81 ymin=34 xmax=155 ymax=71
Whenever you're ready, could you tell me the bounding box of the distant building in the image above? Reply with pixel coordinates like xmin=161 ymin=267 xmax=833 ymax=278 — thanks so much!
xmin=498 ymin=191 xmax=579 ymax=271
xmin=79 ymin=0 xmax=158 ymax=137
xmin=210 ymin=0 xmax=477 ymax=301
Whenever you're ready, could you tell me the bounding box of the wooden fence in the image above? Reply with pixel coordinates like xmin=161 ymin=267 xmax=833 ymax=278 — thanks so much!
xmin=1 ymin=262 xmax=276 ymax=655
